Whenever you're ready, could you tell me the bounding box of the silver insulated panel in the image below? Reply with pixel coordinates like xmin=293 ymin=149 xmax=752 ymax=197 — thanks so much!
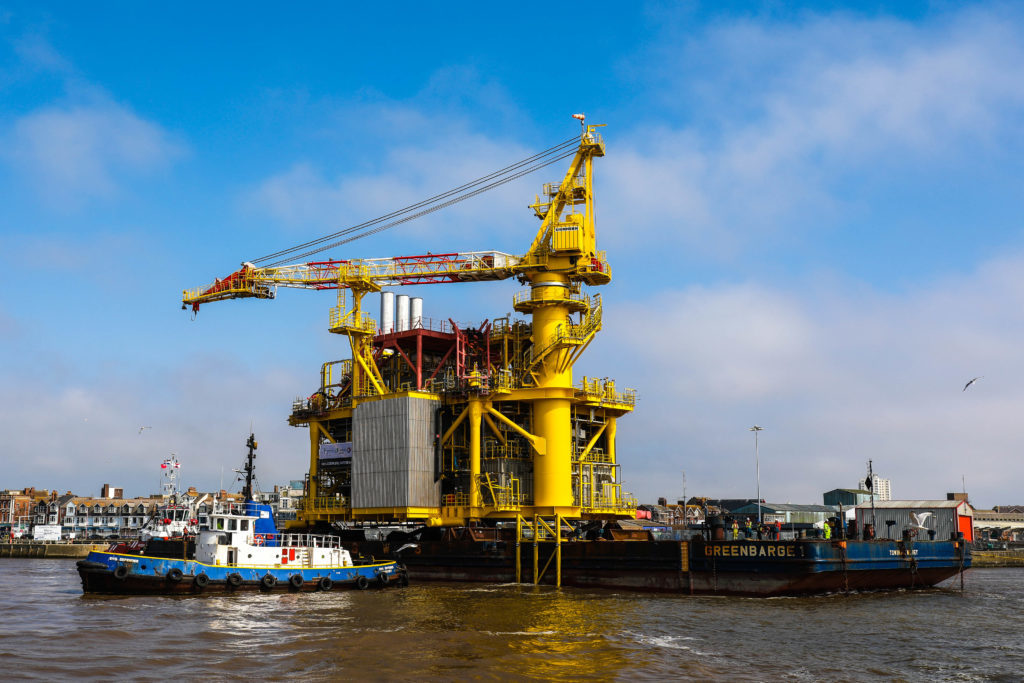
xmin=855 ymin=504 xmax=966 ymax=541
xmin=351 ymin=396 xmax=440 ymax=509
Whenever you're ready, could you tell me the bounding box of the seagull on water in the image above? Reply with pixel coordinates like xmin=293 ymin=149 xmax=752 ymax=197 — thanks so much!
xmin=963 ymin=377 xmax=983 ymax=392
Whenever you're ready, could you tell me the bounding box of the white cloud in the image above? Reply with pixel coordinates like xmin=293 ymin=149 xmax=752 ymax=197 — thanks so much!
xmin=599 ymin=9 xmax=1024 ymax=256
xmin=599 ymin=251 xmax=1024 ymax=506
xmin=12 ymin=33 xmax=73 ymax=73
xmin=5 ymin=100 xmax=184 ymax=207
xmin=247 ymin=122 xmax=549 ymax=254
xmin=0 ymin=355 xmax=309 ymax=496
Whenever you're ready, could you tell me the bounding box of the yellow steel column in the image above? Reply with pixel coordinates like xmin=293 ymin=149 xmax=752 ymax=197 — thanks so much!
xmin=589 ymin=463 xmax=595 ymax=508
xmin=605 ymin=416 xmax=617 ymax=505
xmin=606 ymin=416 xmax=616 ymax=460
xmin=556 ymin=513 xmax=562 ymax=588
xmin=533 ymin=514 xmax=540 ymax=584
xmin=469 ymin=398 xmax=483 ymax=510
xmin=529 ymin=272 xmax=574 ymax=511
xmin=516 ymin=515 xmax=522 ymax=583
xmin=307 ymin=423 xmax=320 ymax=517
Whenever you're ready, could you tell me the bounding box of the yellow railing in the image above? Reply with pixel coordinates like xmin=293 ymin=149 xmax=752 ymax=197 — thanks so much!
xmin=582 ymin=251 xmax=611 ymax=280
xmin=484 ymin=440 xmax=528 ymax=460
xmin=575 ymin=450 xmax=613 ymax=464
xmin=582 ymin=495 xmax=637 ymax=512
xmin=297 ymin=497 xmax=348 ymax=513
xmin=525 ymin=295 xmax=602 ymax=371
xmin=576 ymin=376 xmax=637 ymax=406
xmin=512 ymin=289 xmax=590 ymax=308
xmin=321 ymin=359 xmax=352 ymax=392
xmin=329 ymin=307 xmax=376 ymax=333
xmin=441 ymin=493 xmax=470 ymax=507
xmin=482 ymin=474 xmax=521 ymax=510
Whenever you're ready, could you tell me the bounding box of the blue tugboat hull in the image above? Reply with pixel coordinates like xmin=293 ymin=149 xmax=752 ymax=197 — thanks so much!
xmin=77 ymin=551 xmax=407 ymax=594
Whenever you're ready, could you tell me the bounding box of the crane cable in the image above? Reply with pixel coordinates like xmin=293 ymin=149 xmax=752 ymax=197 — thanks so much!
xmin=265 ymin=148 xmax=577 ymax=266
xmin=251 ymin=136 xmax=581 ymax=267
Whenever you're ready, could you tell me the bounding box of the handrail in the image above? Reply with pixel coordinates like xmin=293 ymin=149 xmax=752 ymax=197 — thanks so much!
xmin=297 ymin=497 xmax=348 ymax=512
xmin=575 ymin=375 xmax=637 ymax=406
xmin=273 ymin=532 xmax=343 ymax=549
xmin=524 ymin=294 xmax=602 ymax=371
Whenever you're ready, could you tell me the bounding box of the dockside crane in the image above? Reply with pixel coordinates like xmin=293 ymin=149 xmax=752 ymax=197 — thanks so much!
xmin=183 ymin=119 xmax=636 ymax=528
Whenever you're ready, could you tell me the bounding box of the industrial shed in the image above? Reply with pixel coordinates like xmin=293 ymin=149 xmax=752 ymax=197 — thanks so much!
xmin=855 ymin=500 xmax=973 ymax=541
xmin=729 ymin=502 xmax=837 ymax=526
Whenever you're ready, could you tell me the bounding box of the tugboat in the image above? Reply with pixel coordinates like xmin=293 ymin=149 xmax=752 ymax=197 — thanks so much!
xmin=77 ymin=435 xmax=408 ymax=594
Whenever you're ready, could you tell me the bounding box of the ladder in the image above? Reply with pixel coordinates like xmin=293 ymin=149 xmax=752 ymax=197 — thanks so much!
xmin=515 ymin=514 xmax=565 ymax=587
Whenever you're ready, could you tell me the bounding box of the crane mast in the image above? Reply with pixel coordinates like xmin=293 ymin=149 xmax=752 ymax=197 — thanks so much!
xmin=183 ymin=123 xmax=636 ymax=527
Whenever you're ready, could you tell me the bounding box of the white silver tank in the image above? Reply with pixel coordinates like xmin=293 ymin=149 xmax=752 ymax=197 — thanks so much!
xmin=411 ymin=297 xmax=423 ymax=329
xmin=380 ymin=291 xmax=394 ymax=334
xmin=396 ymin=294 xmax=410 ymax=332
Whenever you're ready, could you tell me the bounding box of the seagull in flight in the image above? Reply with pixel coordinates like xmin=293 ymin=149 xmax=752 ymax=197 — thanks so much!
xmin=138 ymin=426 xmax=152 ymax=434
xmin=963 ymin=377 xmax=983 ymax=392
xmin=910 ymin=511 xmax=933 ymax=529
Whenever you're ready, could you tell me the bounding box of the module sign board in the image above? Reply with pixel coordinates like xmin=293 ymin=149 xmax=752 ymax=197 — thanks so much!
xmin=319 ymin=441 xmax=353 ymax=463
xmin=33 ymin=524 xmax=61 ymax=541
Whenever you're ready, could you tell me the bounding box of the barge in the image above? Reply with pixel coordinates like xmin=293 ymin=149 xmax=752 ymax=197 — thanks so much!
xmin=355 ymin=527 xmax=970 ymax=596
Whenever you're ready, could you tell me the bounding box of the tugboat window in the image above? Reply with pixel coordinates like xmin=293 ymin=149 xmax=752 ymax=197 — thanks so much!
xmin=241 ymin=520 xmax=249 ymax=531
xmin=228 ymin=519 xmax=238 ymax=531
xmin=216 ymin=518 xmax=224 ymax=530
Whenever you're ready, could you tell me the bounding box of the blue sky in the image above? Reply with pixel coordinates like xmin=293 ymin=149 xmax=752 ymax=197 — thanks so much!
xmin=2 ymin=2 xmax=1024 ymax=506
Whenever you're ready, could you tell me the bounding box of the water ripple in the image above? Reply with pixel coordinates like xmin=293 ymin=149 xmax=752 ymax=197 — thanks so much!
xmin=1 ymin=562 xmax=1022 ymax=681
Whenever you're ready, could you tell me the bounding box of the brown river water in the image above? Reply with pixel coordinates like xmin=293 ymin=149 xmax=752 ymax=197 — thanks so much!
xmin=1 ymin=559 xmax=1022 ymax=681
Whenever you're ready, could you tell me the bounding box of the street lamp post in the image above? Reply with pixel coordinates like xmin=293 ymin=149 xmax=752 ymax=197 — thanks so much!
xmin=749 ymin=425 xmax=764 ymax=525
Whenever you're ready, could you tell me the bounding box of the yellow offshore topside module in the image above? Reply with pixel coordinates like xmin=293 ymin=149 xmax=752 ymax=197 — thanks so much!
xmin=183 ymin=120 xmax=637 ymax=527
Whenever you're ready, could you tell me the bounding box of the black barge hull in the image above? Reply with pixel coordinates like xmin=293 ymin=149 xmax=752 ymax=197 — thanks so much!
xmin=361 ymin=534 xmax=970 ymax=596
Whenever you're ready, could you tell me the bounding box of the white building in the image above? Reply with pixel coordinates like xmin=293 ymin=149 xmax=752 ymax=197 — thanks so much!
xmin=253 ymin=481 xmax=305 ymax=523
xmin=858 ymin=475 xmax=891 ymax=501
xmin=33 ymin=495 xmax=159 ymax=539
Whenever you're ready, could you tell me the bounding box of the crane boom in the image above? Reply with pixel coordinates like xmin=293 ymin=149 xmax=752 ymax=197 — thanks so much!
xmin=182 ymin=124 xmax=609 ymax=313
xmin=182 ymin=251 xmax=529 ymax=312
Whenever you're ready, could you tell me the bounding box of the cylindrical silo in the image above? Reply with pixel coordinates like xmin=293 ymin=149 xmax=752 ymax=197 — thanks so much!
xmin=396 ymin=294 xmax=410 ymax=332
xmin=411 ymin=297 xmax=423 ymax=329
xmin=380 ymin=291 xmax=394 ymax=334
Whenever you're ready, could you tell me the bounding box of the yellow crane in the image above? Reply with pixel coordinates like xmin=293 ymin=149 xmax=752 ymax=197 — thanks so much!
xmin=183 ymin=119 xmax=636 ymax=527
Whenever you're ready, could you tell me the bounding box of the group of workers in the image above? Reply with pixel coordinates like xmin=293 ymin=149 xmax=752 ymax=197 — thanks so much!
xmin=730 ymin=517 xmax=784 ymax=540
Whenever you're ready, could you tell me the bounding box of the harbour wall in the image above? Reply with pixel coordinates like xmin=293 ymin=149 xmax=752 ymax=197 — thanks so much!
xmin=0 ymin=543 xmax=106 ymax=559
xmin=970 ymin=551 xmax=1024 ymax=568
